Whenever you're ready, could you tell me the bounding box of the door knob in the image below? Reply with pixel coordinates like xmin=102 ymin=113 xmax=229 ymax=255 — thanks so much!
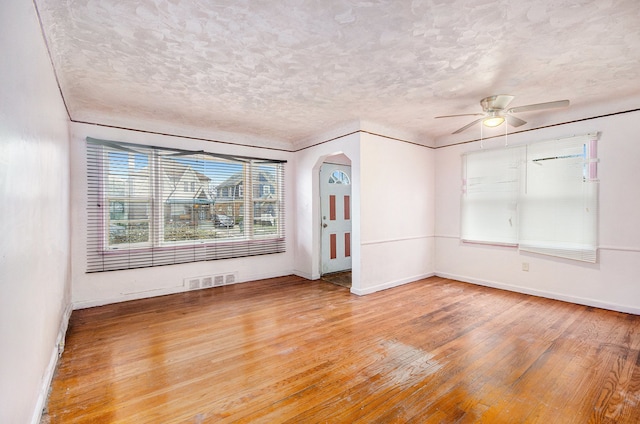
xmin=323 ymin=223 xmax=328 ymax=228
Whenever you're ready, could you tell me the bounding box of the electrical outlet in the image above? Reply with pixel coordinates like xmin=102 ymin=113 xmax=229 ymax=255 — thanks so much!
xmin=522 ymin=262 xmax=529 ymax=272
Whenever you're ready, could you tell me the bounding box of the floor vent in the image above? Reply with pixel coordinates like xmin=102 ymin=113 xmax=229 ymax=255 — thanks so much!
xmin=214 ymin=275 xmax=225 ymax=286
xmin=225 ymin=273 xmax=236 ymax=285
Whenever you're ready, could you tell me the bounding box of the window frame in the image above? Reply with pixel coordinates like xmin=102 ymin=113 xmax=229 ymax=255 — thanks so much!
xmin=86 ymin=137 xmax=286 ymax=273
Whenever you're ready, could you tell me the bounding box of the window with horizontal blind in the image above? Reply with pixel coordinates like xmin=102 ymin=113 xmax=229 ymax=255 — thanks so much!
xmin=518 ymin=135 xmax=599 ymax=262
xmin=461 ymin=133 xmax=599 ymax=263
xmin=86 ymin=137 xmax=286 ymax=272
xmin=461 ymin=146 xmax=524 ymax=246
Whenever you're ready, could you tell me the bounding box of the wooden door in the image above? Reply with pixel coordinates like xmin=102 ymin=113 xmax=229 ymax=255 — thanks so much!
xmin=320 ymin=164 xmax=352 ymax=274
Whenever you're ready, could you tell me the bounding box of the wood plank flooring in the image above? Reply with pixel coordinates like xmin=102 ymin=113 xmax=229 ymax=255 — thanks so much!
xmin=43 ymin=276 xmax=640 ymax=423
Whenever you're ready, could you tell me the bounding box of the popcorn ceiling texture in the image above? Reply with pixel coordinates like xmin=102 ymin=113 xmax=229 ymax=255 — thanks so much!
xmin=36 ymin=0 xmax=640 ymax=146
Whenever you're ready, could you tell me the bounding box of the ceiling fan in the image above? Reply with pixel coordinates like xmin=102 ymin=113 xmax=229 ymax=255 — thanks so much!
xmin=435 ymin=95 xmax=570 ymax=134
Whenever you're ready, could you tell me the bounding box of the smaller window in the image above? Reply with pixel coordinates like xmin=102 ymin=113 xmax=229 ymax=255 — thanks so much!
xmin=190 ymin=182 xmax=195 ymax=192
xmin=328 ymin=170 xmax=350 ymax=185
xmin=263 ymin=185 xmax=271 ymax=196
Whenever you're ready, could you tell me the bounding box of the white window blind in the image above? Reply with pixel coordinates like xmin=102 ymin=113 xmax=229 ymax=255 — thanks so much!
xmin=86 ymin=137 xmax=286 ymax=273
xmin=461 ymin=133 xmax=599 ymax=263
xmin=518 ymin=134 xmax=598 ymax=262
xmin=461 ymin=147 xmax=524 ymax=245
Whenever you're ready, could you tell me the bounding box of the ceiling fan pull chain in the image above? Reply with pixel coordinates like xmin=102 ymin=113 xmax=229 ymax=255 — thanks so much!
xmin=480 ymin=123 xmax=484 ymax=149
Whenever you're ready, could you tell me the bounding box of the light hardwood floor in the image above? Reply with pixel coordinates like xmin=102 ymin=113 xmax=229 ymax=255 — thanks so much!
xmin=43 ymin=276 xmax=640 ymax=423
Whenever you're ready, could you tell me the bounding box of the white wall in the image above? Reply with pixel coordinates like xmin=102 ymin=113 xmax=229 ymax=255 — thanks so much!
xmin=69 ymin=122 xmax=295 ymax=308
xmin=356 ymin=133 xmax=435 ymax=294
xmin=292 ymin=130 xmax=436 ymax=294
xmin=435 ymin=111 xmax=640 ymax=314
xmin=0 ymin=1 xmax=72 ymax=423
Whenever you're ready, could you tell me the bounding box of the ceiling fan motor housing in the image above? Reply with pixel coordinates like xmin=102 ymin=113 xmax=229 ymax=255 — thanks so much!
xmin=480 ymin=95 xmax=515 ymax=112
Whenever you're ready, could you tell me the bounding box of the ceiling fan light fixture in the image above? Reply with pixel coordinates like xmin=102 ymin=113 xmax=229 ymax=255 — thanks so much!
xmin=483 ymin=116 xmax=505 ymax=127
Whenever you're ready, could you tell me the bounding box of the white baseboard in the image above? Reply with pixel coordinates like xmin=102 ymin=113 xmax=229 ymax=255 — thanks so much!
xmin=73 ymin=286 xmax=186 ymax=309
xmin=241 ymin=270 xmax=295 ymax=283
xmin=292 ymin=270 xmax=320 ymax=280
xmin=32 ymin=302 xmax=73 ymax=424
xmin=73 ymin=270 xmax=296 ymax=310
xmin=351 ymin=272 xmax=435 ymax=296
xmin=436 ymin=272 xmax=640 ymax=315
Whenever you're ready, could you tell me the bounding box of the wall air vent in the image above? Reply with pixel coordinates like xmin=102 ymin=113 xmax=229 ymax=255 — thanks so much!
xmin=202 ymin=276 xmax=213 ymax=288
xmin=185 ymin=278 xmax=200 ymax=290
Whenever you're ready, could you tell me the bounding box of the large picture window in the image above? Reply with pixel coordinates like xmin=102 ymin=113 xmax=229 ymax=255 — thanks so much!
xmin=461 ymin=133 xmax=599 ymax=263
xmin=86 ymin=137 xmax=286 ymax=272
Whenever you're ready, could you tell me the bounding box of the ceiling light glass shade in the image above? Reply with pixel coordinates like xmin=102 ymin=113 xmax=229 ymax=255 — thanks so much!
xmin=483 ymin=116 xmax=505 ymax=127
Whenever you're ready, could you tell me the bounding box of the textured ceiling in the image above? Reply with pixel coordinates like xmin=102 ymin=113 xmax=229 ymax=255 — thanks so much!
xmin=36 ymin=0 xmax=640 ymax=149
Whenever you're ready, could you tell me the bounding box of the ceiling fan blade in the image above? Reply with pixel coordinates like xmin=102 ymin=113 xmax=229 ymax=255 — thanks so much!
xmin=508 ymin=99 xmax=570 ymax=114
xmin=452 ymin=118 xmax=484 ymax=134
xmin=435 ymin=113 xmax=484 ymax=119
xmin=505 ymin=114 xmax=527 ymax=127
xmin=489 ymin=94 xmax=515 ymax=110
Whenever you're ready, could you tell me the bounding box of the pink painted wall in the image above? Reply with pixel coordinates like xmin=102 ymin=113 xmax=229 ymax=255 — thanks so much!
xmin=435 ymin=110 xmax=640 ymax=314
